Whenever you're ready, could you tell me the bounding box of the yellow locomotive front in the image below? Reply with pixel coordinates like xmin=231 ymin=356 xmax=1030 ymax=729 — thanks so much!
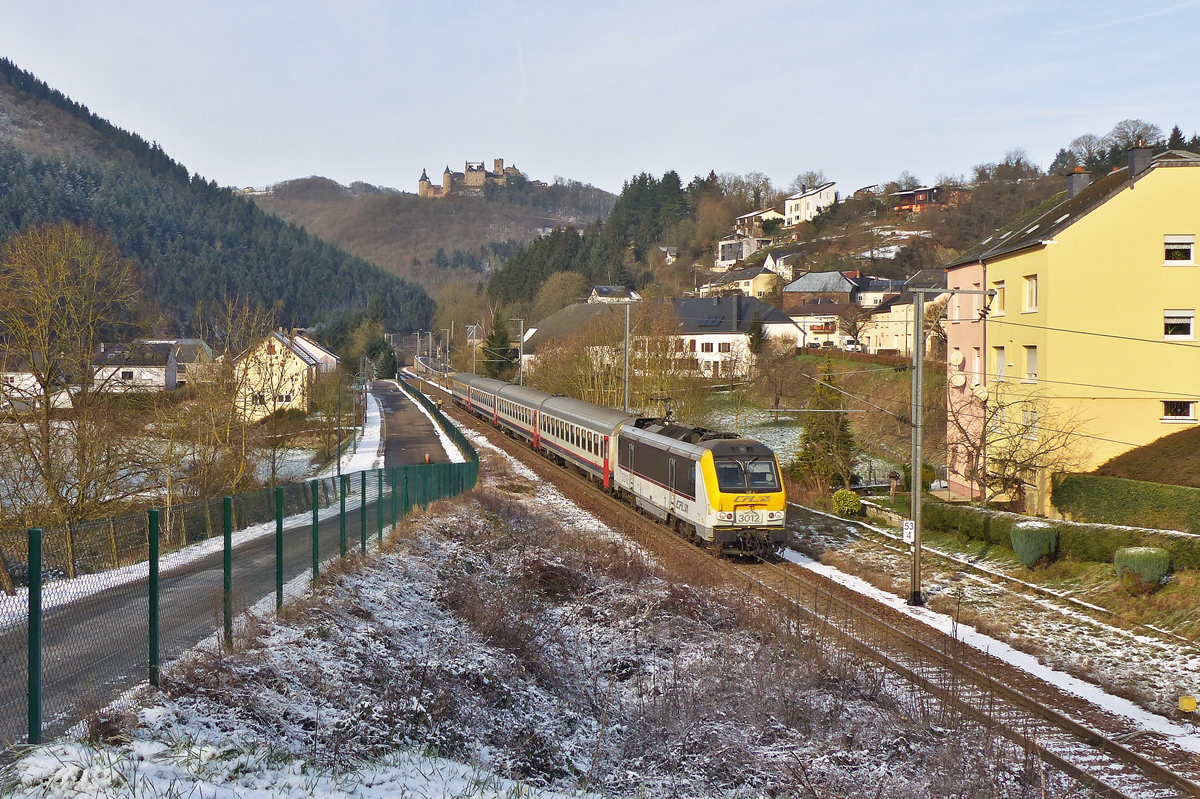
xmin=699 ymin=440 xmax=788 ymax=552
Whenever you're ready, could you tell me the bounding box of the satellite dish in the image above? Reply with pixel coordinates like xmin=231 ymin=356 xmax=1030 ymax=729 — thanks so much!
xmin=949 ymin=373 xmax=967 ymax=388
xmin=972 ymin=384 xmax=989 ymax=402
xmin=949 ymin=351 xmax=965 ymax=367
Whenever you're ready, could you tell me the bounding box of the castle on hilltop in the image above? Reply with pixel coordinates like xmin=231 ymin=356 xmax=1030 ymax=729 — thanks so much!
xmin=418 ymin=159 xmax=523 ymax=198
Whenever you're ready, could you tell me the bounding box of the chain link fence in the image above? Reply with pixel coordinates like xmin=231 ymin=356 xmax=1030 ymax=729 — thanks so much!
xmin=0 ymin=377 xmax=477 ymax=752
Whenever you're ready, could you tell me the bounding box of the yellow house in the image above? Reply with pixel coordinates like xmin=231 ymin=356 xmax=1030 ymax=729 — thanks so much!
xmin=945 ymin=149 xmax=1200 ymax=514
xmin=698 ymin=265 xmax=782 ymax=299
xmin=236 ymin=331 xmax=337 ymax=422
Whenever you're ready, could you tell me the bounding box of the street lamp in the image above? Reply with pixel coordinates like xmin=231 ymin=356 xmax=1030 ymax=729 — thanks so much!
xmin=441 ymin=328 xmax=450 ymax=373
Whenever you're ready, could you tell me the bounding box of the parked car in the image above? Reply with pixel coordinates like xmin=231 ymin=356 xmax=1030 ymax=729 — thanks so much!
xmin=844 ymin=341 xmax=863 ymax=352
xmin=806 ymin=342 xmax=822 ymax=349
xmin=821 ymin=340 xmax=835 ymax=349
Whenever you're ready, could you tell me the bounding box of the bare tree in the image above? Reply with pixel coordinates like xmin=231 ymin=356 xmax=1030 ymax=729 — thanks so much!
xmin=788 ymin=170 xmax=828 ymax=194
xmin=1069 ymin=133 xmax=1105 ymax=165
xmin=0 ymin=223 xmax=145 ymax=543
xmin=1105 ymin=119 xmax=1165 ymax=150
xmin=924 ymin=294 xmax=950 ymax=360
xmin=947 ymin=384 xmax=1091 ymax=507
xmin=837 ymin=305 xmax=873 ymax=346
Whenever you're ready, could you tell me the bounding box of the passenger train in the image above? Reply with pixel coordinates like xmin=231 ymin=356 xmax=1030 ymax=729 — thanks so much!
xmin=451 ymin=372 xmax=787 ymax=554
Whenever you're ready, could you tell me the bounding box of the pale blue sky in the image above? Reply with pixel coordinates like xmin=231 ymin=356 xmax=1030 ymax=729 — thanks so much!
xmin=3 ymin=1 xmax=1198 ymax=194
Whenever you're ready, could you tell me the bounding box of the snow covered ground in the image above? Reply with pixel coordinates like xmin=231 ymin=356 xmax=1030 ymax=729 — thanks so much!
xmin=3 ymin=430 xmax=1095 ymax=798
xmin=786 ymin=503 xmax=1200 ymax=738
xmin=319 ymin=390 xmax=385 ymax=476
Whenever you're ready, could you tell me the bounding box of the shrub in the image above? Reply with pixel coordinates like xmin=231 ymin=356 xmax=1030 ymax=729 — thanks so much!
xmin=1010 ymin=521 xmax=1059 ymax=568
xmin=902 ymin=462 xmax=935 ymax=492
xmin=832 ymin=489 xmax=861 ymax=517
xmin=1114 ymin=547 xmax=1171 ymax=593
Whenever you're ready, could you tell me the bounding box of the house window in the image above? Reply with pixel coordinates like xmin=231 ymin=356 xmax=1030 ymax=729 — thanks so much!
xmin=701 ymin=342 xmax=714 ymax=353
xmin=1164 ymin=235 xmax=1195 ymax=265
xmin=121 ymin=370 xmax=134 ymax=381
xmin=688 ymin=339 xmax=696 ymax=352
xmin=252 ymin=392 xmax=265 ymax=406
xmin=1164 ymin=310 xmax=1195 ymax=339
xmin=718 ymin=342 xmax=732 ymax=353
xmin=972 ymin=347 xmax=981 ymax=382
xmin=1023 ymin=275 xmax=1038 ymax=312
xmin=267 ymin=343 xmax=276 ymax=355
xmin=994 ymin=346 xmax=1006 ymax=379
xmin=276 ymin=393 xmax=292 ymax=403
xmin=1024 ymin=346 xmax=1038 ymax=381
xmin=992 ymin=281 xmax=1006 ymax=315
xmin=1162 ymin=400 xmax=1196 ymax=421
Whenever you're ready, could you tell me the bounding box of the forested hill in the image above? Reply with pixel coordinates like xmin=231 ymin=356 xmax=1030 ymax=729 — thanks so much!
xmin=254 ymin=175 xmax=616 ymax=293
xmin=0 ymin=58 xmax=431 ymax=333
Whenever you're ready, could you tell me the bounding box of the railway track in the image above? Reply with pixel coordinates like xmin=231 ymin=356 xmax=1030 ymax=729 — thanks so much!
xmin=433 ymin=386 xmax=1200 ymax=799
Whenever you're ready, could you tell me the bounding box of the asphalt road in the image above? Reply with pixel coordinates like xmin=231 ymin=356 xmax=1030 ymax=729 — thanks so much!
xmin=0 ymin=382 xmax=451 ymax=749
xmin=373 ymin=380 xmax=451 ymax=468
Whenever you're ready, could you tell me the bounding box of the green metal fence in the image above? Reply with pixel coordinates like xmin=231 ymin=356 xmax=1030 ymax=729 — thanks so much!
xmin=1 ymin=378 xmax=477 ymax=750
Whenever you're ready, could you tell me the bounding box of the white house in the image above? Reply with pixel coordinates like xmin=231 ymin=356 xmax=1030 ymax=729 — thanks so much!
xmin=673 ymin=296 xmax=800 ymax=378
xmin=787 ymin=299 xmax=848 ymax=349
xmin=784 ymin=182 xmax=837 ymax=227
xmin=139 ymin=338 xmax=214 ymax=387
xmin=588 ymin=286 xmax=643 ymax=304
xmin=93 ymin=342 xmax=178 ymax=393
xmin=1 ymin=352 xmax=44 ymax=411
xmin=714 ymin=235 xmax=772 ymax=272
xmin=761 ymin=251 xmax=804 ymax=282
xmin=734 ymin=207 xmax=784 ymax=238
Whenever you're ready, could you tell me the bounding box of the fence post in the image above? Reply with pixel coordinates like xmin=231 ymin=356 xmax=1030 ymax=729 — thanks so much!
xmin=27 ymin=527 xmax=42 ymax=745
xmin=360 ymin=471 xmax=367 ymax=552
xmin=390 ymin=466 xmax=397 ymax=529
xmin=311 ymin=481 xmax=319 ymax=584
xmin=148 ymin=509 xmax=160 ymax=687
xmin=339 ymin=475 xmax=347 ymax=558
xmin=222 ymin=497 xmax=232 ymax=653
xmin=377 ymin=469 xmax=384 ymax=545
xmin=275 ymin=487 xmax=283 ymax=611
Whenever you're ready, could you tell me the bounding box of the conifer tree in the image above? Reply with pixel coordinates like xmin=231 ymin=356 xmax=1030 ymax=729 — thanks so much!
xmin=792 ymin=357 xmax=859 ymax=493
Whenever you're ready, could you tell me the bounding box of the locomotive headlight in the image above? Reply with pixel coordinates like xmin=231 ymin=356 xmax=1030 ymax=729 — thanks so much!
xmin=717 ymin=511 xmax=733 ymax=521
xmin=767 ymin=511 xmax=784 ymax=521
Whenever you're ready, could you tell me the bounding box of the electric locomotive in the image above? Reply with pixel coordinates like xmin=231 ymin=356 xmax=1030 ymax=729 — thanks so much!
xmin=450 ymin=371 xmax=787 ymax=554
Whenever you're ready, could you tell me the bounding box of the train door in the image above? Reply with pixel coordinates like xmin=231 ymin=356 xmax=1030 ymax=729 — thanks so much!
xmin=668 ymin=458 xmax=677 ymax=516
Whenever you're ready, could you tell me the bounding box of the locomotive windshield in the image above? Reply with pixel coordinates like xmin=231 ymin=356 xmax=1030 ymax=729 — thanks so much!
xmin=714 ymin=458 xmax=780 ymax=492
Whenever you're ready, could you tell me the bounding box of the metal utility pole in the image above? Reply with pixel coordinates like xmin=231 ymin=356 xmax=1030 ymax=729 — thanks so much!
xmin=467 ymin=324 xmax=480 ymax=374
xmin=908 ymin=289 xmax=925 ymax=607
xmin=441 ymin=328 xmax=450 ymax=372
xmin=427 ymin=331 xmax=433 ymax=363
xmin=906 ymin=286 xmax=994 ymax=607
xmin=623 ymin=302 xmax=630 ymax=413
xmin=510 ymin=318 xmax=525 ymax=386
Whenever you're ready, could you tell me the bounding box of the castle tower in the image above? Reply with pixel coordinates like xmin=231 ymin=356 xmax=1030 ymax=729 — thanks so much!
xmin=443 ymin=166 xmax=452 ymax=192
xmin=494 ymin=158 xmax=504 ymax=175
xmin=418 ymin=168 xmax=432 ymax=197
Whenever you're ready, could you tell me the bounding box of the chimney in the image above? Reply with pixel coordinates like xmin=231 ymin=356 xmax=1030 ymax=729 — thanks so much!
xmin=1129 ymin=141 xmax=1154 ymax=179
xmin=1067 ymin=166 xmax=1091 ymax=199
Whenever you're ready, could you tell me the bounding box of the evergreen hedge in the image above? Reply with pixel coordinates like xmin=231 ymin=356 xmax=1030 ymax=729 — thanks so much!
xmin=1114 ymin=547 xmax=1171 ymax=593
xmin=1052 ymin=474 xmax=1200 ymax=533
xmin=1010 ymin=521 xmax=1058 ymax=568
xmin=920 ymin=499 xmax=1200 ymax=569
